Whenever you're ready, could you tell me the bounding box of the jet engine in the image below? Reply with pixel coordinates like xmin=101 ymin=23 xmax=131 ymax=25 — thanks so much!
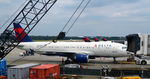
xmin=75 ymin=54 xmax=89 ymax=63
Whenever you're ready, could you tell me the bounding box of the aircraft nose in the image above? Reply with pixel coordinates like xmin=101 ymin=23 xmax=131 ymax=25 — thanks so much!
xmin=17 ymin=44 xmax=24 ymax=49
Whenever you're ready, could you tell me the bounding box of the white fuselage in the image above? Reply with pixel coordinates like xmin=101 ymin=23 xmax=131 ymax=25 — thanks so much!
xmin=17 ymin=41 xmax=129 ymax=57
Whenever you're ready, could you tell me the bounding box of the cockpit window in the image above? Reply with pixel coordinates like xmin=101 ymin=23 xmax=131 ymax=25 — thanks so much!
xmin=122 ymin=47 xmax=127 ymax=50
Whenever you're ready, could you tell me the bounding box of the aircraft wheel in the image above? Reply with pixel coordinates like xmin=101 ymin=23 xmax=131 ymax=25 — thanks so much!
xmin=65 ymin=60 xmax=71 ymax=64
xmin=141 ymin=60 xmax=147 ymax=65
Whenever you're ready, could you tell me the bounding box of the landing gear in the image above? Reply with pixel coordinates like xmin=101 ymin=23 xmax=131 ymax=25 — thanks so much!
xmin=65 ymin=59 xmax=71 ymax=64
xmin=64 ymin=57 xmax=78 ymax=64
xmin=113 ymin=57 xmax=117 ymax=63
xmin=64 ymin=57 xmax=72 ymax=64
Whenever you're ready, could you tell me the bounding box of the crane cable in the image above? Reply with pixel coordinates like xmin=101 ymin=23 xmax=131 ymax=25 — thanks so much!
xmin=66 ymin=0 xmax=92 ymax=34
xmin=61 ymin=0 xmax=85 ymax=32
xmin=33 ymin=0 xmax=91 ymax=51
xmin=55 ymin=0 xmax=92 ymax=42
xmin=36 ymin=0 xmax=92 ymax=50
xmin=0 ymin=0 xmax=28 ymax=30
xmin=7 ymin=56 xmax=26 ymax=65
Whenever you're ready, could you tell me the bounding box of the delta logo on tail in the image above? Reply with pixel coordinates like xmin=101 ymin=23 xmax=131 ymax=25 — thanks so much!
xmin=83 ymin=38 xmax=91 ymax=42
xmin=94 ymin=38 xmax=107 ymax=42
xmin=13 ymin=23 xmax=33 ymax=42
xmin=84 ymin=37 xmax=107 ymax=42
xmin=93 ymin=38 xmax=99 ymax=42
xmin=102 ymin=38 xmax=107 ymax=41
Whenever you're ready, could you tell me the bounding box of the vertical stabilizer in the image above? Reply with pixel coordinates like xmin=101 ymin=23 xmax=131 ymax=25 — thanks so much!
xmin=13 ymin=23 xmax=33 ymax=42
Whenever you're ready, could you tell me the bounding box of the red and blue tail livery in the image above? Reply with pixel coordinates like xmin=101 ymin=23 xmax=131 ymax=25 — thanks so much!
xmin=13 ymin=22 xmax=33 ymax=42
xmin=93 ymin=38 xmax=99 ymax=42
xmin=83 ymin=37 xmax=91 ymax=42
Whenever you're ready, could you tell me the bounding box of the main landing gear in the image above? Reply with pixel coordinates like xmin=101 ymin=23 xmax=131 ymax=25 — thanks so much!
xmin=65 ymin=58 xmax=71 ymax=64
xmin=113 ymin=57 xmax=117 ymax=63
xmin=64 ymin=56 xmax=77 ymax=64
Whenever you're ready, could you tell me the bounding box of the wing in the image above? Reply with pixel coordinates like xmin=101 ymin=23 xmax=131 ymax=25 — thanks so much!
xmin=38 ymin=51 xmax=95 ymax=56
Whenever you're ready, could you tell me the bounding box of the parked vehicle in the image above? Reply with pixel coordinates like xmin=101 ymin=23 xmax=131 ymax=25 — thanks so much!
xmin=135 ymin=56 xmax=150 ymax=65
xmin=120 ymin=76 xmax=141 ymax=79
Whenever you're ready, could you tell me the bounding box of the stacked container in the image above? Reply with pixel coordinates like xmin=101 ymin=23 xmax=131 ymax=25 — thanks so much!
xmin=7 ymin=63 xmax=40 ymax=79
xmin=30 ymin=64 xmax=60 ymax=79
xmin=0 ymin=58 xmax=7 ymax=76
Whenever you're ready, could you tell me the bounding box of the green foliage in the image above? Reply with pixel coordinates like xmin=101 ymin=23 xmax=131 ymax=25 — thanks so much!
xmin=30 ymin=36 xmax=126 ymax=41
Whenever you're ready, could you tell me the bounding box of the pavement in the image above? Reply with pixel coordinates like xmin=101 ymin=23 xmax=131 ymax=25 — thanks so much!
xmin=5 ymin=48 xmax=150 ymax=69
xmin=5 ymin=48 xmax=63 ymax=66
xmin=4 ymin=48 xmax=150 ymax=79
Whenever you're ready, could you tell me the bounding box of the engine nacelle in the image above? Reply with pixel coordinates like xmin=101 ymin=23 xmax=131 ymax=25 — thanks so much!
xmin=75 ymin=54 xmax=89 ymax=63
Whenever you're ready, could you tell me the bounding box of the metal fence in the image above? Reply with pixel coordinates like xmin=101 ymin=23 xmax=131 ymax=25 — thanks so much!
xmin=61 ymin=68 xmax=101 ymax=76
xmin=61 ymin=67 xmax=150 ymax=78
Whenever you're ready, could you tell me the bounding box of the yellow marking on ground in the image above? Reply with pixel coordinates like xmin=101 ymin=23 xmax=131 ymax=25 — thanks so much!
xmin=117 ymin=61 xmax=136 ymax=64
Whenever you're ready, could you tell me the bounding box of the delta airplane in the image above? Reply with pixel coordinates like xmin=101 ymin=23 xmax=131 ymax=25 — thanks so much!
xmin=14 ymin=23 xmax=130 ymax=63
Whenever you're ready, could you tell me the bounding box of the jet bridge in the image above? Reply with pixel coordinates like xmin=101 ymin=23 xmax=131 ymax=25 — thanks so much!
xmin=126 ymin=33 xmax=150 ymax=56
xmin=126 ymin=34 xmax=140 ymax=54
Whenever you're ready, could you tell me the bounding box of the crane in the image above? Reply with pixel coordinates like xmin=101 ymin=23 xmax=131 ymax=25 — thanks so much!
xmin=0 ymin=0 xmax=57 ymax=60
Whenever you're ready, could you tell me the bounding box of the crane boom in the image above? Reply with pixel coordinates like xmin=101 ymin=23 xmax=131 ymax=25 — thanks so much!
xmin=0 ymin=0 xmax=57 ymax=60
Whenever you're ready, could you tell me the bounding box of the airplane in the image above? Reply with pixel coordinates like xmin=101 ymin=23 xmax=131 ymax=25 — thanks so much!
xmin=14 ymin=22 xmax=130 ymax=63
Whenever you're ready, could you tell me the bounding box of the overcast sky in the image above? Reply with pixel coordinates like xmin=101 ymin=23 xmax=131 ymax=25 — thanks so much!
xmin=0 ymin=0 xmax=150 ymax=36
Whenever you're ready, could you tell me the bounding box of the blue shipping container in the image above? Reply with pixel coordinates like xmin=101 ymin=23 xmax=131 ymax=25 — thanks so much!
xmin=0 ymin=58 xmax=7 ymax=76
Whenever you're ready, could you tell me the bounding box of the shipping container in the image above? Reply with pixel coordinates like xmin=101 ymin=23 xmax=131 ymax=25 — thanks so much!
xmin=7 ymin=63 xmax=40 ymax=79
xmin=30 ymin=64 xmax=60 ymax=79
xmin=0 ymin=76 xmax=6 ymax=79
xmin=0 ymin=58 xmax=7 ymax=76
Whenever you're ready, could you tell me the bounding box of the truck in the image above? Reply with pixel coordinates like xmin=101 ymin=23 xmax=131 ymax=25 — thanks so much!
xmin=135 ymin=55 xmax=150 ymax=65
xmin=126 ymin=33 xmax=150 ymax=65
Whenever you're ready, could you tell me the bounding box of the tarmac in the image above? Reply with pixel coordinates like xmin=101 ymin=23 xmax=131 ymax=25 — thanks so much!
xmin=5 ymin=48 xmax=150 ymax=79
xmin=5 ymin=48 xmax=150 ymax=69
xmin=5 ymin=48 xmax=128 ymax=65
xmin=6 ymin=48 xmax=63 ymax=65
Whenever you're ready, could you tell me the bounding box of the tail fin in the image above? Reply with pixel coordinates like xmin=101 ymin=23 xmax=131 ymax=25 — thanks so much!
xmin=83 ymin=37 xmax=91 ymax=42
xmin=13 ymin=23 xmax=33 ymax=42
xmin=102 ymin=38 xmax=107 ymax=41
xmin=93 ymin=38 xmax=99 ymax=42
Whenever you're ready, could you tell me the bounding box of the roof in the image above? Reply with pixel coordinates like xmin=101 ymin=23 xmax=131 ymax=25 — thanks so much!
xmin=9 ymin=63 xmax=40 ymax=68
xmin=31 ymin=64 xmax=59 ymax=69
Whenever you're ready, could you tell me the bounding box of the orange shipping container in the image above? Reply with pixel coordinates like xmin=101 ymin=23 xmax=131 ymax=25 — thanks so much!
xmin=0 ymin=76 xmax=6 ymax=79
xmin=30 ymin=64 xmax=60 ymax=79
